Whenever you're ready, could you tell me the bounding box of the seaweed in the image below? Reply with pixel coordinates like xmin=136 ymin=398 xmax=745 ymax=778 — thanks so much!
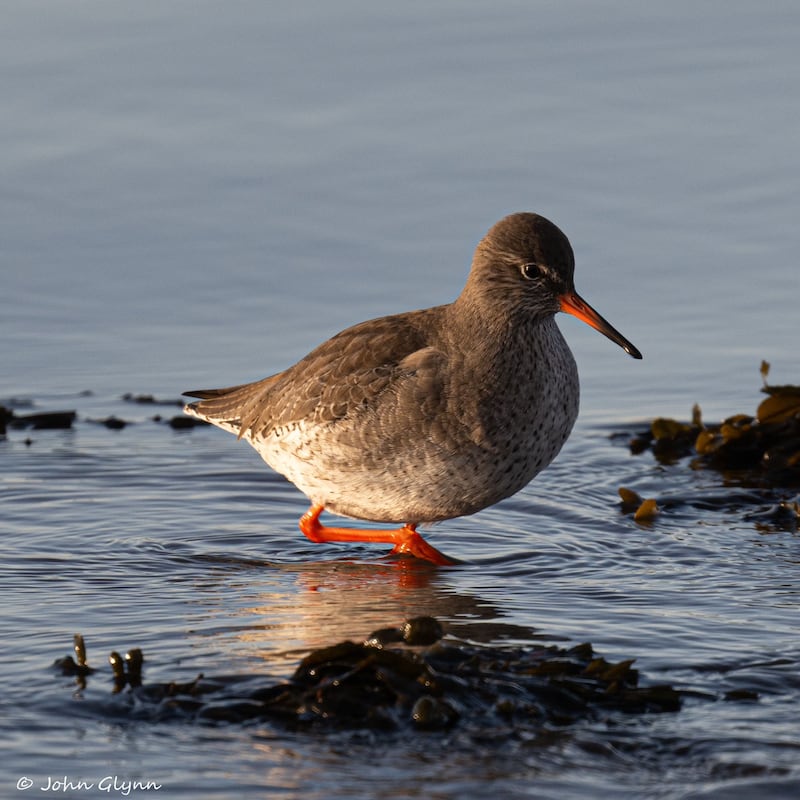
xmin=53 ymin=618 xmax=684 ymax=732
xmin=626 ymin=364 xmax=800 ymax=488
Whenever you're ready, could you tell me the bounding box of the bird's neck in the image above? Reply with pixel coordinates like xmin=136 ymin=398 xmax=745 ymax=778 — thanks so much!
xmin=445 ymin=295 xmax=555 ymax=361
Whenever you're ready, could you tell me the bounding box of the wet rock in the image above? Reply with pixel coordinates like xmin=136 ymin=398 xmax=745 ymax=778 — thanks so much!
xmin=745 ymin=501 xmax=800 ymax=533
xmin=402 ymin=616 xmax=444 ymax=645
xmin=724 ymin=689 xmax=759 ymax=702
xmin=88 ymin=416 xmax=128 ymax=430
xmin=167 ymin=415 xmax=209 ymax=429
xmin=9 ymin=410 xmax=77 ymax=430
xmin=364 ymin=627 xmax=404 ymax=647
xmin=411 ymin=695 xmax=459 ymax=729
xmin=122 ymin=393 xmax=183 ymax=406
xmin=0 ymin=405 xmax=14 ymax=436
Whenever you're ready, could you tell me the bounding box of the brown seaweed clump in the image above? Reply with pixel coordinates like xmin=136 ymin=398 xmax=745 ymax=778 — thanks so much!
xmin=628 ymin=365 xmax=800 ymax=488
xmin=54 ymin=618 xmax=681 ymax=732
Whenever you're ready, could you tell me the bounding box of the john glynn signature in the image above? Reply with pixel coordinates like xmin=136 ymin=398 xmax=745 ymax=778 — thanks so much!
xmin=16 ymin=775 xmax=162 ymax=794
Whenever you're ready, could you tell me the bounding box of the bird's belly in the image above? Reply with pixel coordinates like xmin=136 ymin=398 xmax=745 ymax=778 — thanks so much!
xmin=248 ymin=389 xmax=578 ymax=524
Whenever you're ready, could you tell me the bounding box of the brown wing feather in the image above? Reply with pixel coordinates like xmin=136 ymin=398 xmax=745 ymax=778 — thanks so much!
xmin=184 ymin=306 xmax=447 ymax=440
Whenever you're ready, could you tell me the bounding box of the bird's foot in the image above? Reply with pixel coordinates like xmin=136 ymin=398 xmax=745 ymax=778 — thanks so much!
xmin=387 ymin=529 xmax=458 ymax=566
xmin=299 ymin=504 xmax=458 ymax=566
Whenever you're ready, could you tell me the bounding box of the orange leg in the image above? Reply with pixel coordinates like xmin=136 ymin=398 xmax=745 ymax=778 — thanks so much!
xmin=298 ymin=504 xmax=457 ymax=566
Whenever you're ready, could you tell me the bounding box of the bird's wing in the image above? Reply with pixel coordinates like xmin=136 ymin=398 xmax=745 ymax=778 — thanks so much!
xmin=184 ymin=307 xmax=448 ymax=440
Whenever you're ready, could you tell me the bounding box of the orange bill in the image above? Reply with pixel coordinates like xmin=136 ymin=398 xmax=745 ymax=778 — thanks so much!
xmin=560 ymin=292 xmax=642 ymax=359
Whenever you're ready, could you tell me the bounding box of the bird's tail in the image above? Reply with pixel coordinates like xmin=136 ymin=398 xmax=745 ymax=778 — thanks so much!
xmin=183 ymin=375 xmax=279 ymax=438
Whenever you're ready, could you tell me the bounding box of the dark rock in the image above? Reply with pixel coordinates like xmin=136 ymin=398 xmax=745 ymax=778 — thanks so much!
xmin=168 ymin=415 xmax=209 ymax=429
xmin=122 ymin=393 xmax=183 ymax=406
xmin=10 ymin=410 xmax=76 ymax=430
xmin=402 ymin=616 xmax=444 ymax=645
xmin=0 ymin=405 xmax=13 ymax=435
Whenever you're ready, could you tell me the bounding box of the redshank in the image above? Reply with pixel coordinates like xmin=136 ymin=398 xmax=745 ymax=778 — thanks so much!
xmin=184 ymin=212 xmax=641 ymax=565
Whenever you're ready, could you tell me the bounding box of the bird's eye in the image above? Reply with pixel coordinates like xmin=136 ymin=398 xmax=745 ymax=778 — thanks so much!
xmin=521 ymin=263 xmax=540 ymax=280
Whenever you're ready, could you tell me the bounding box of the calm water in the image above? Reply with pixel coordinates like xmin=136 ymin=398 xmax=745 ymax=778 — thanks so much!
xmin=2 ymin=1 xmax=799 ymax=798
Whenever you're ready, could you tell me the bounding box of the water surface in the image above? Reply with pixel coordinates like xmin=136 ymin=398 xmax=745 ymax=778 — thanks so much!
xmin=2 ymin=2 xmax=799 ymax=798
